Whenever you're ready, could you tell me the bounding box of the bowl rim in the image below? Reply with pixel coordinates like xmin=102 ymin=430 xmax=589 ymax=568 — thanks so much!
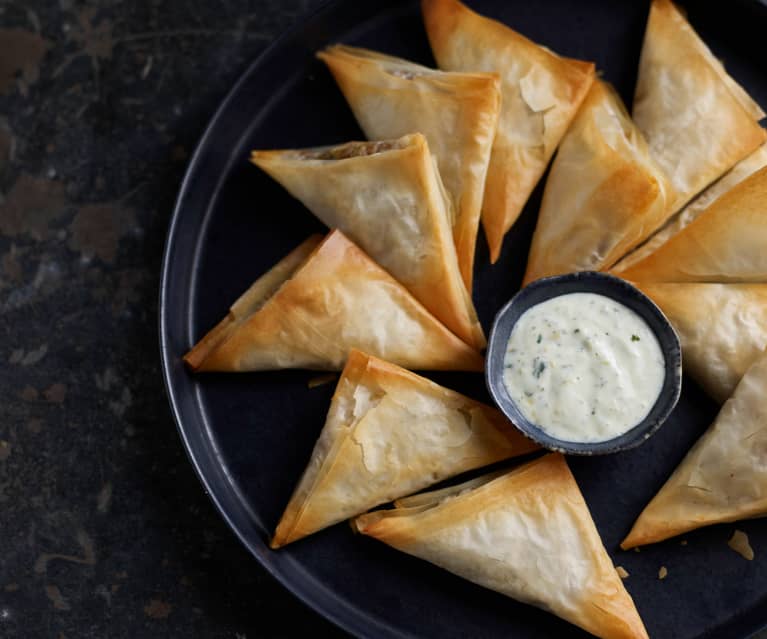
xmin=485 ymin=271 xmax=683 ymax=456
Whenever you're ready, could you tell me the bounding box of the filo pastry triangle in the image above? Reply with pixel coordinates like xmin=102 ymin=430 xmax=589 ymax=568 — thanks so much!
xmin=622 ymin=348 xmax=767 ymax=549
xmin=251 ymin=133 xmax=484 ymax=349
xmin=271 ymin=349 xmax=538 ymax=548
xmin=631 ymin=0 xmax=766 ymax=214
xmin=523 ymin=80 xmax=674 ymax=285
xmin=636 ymin=283 xmax=767 ymax=403
xmin=617 ymin=166 xmax=767 ymax=283
xmin=183 ymin=231 xmax=484 ymax=372
xmin=354 ymin=454 xmax=649 ymax=639
xmin=317 ymin=45 xmax=501 ymax=291
xmin=422 ymin=0 xmax=595 ymax=263
xmin=614 ymin=143 xmax=767 ymax=273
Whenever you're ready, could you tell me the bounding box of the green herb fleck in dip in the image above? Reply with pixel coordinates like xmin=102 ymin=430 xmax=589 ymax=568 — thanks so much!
xmin=503 ymin=292 xmax=664 ymax=443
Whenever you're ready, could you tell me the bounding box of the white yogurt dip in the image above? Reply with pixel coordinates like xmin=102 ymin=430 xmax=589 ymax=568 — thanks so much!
xmin=502 ymin=292 xmax=665 ymax=443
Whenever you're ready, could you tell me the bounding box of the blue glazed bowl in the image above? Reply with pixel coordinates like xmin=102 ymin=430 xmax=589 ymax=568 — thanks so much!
xmin=486 ymin=272 xmax=683 ymax=455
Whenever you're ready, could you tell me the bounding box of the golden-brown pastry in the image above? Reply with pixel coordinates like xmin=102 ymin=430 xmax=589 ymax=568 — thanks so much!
xmin=632 ymin=0 xmax=766 ymax=213
xmin=617 ymin=166 xmax=767 ymax=283
xmin=622 ymin=349 xmax=767 ymax=548
xmin=317 ymin=45 xmax=501 ymax=291
xmin=184 ymin=231 xmax=484 ymax=372
xmin=251 ymin=133 xmax=485 ymax=349
xmin=523 ymin=80 xmax=673 ymax=284
xmin=422 ymin=0 xmax=595 ymax=262
xmin=613 ymin=143 xmax=767 ymax=273
xmin=636 ymin=283 xmax=767 ymax=403
xmin=354 ymin=454 xmax=648 ymax=639
xmin=271 ymin=349 xmax=538 ymax=548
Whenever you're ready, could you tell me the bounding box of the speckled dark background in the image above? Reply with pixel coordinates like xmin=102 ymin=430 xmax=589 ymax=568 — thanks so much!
xmin=0 ymin=1 xmax=347 ymax=636
xmin=5 ymin=1 xmax=767 ymax=638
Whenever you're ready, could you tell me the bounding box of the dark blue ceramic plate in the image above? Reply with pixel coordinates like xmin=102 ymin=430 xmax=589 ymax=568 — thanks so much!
xmin=486 ymin=272 xmax=683 ymax=455
xmin=159 ymin=1 xmax=767 ymax=637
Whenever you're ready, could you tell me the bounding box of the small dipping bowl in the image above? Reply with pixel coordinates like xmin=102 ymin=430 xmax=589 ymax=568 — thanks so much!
xmin=486 ymin=272 xmax=682 ymax=455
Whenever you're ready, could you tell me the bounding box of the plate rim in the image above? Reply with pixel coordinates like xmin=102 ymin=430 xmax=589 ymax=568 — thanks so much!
xmin=157 ymin=1 xmax=409 ymax=637
xmin=157 ymin=1 xmax=767 ymax=638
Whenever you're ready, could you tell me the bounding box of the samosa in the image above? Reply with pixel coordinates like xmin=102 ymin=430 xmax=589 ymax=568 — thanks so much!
xmin=618 ymin=166 xmax=767 ymax=283
xmin=422 ymin=0 xmax=595 ymax=262
xmin=614 ymin=144 xmax=767 ymax=273
xmin=251 ymin=133 xmax=485 ymax=349
xmin=636 ymin=282 xmax=767 ymax=403
xmin=317 ymin=45 xmax=501 ymax=291
xmin=184 ymin=231 xmax=484 ymax=372
xmin=271 ymin=349 xmax=538 ymax=547
xmin=355 ymin=454 xmax=648 ymax=639
xmin=631 ymin=0 xmax=765 ymax=213
xmin=524 ymin=80 xmax=673 ymax=284
xmin=623 ymin=349 xmax=767 ymax=548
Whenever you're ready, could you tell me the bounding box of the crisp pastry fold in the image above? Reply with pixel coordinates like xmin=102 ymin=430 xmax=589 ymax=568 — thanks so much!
xmin=251 ymin=133 xmax=484 ymax=349
xmin=614 ymin=143 xmax=767 ymax=273
xmin=422 ymin=0 xmax=595 ymax=263
xmin=631 ymin=0 xmax=766 ymax=214
xmin=523 ymin=80 xmax=674 ymax=284
xmin=611 ymin=144 xmax=767 ymax=274
xmin=623 ymin=349 xmax=767 ymax=549
xmin=184 ymin=231 xmax=484 ymax=372
xmin=317 ymin=45 xmax=501 ymax=291
xmin=354 ymin=454 xmax=648 ymax=639
xmin=271 ymin=349 xmax=538 ymax=548
xmin=617 ymin=166 xmax=767 ymax=283
xmin=636 ymin=283 xmax=767 ymax=403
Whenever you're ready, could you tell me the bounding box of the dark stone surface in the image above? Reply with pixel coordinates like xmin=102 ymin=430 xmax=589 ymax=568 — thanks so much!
xmin=0 ymin=1 xmax=346 ymax=637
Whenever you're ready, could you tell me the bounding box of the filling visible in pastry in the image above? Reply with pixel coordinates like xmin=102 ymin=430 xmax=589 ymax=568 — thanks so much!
xmin=317 ymin=44 xmax=501 ymax=291
xmin=251 ymin=133 xmax=486 ymax=349
xmin=296 ymin=140 xmax=400 ymax=160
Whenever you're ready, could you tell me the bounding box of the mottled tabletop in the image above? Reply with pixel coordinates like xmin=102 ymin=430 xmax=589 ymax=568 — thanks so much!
xmin=0 ymin=0 xmax=346 ymax=637
xmin=3 ymin=2 xmax=767 ymax=639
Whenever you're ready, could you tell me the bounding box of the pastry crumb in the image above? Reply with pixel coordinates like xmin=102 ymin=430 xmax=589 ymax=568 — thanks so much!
xmin=308 ymin=373 xmax=337 ymax=389
xmin=633 ymin=547 xmax=640 ymax=553
xmin=728 ymin=530 xmax=754 ymax=560
xmin=680 ymin=540 xmax=687 ymax=546
xmin=658 ymin=566 xmax=668 ymax=580
xmin=615 ymin=566 xmax=629 ymax=579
